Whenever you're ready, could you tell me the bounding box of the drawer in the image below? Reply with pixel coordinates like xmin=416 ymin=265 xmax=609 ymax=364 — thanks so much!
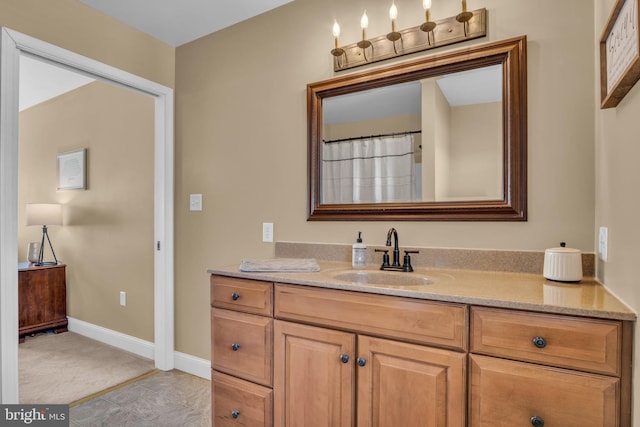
xmin=470 ymin=306 xmax=621 ymax=375
xmin=212 ymin=371 xmax=273 ymax=427
xmin=275 ymin=283 xmax=467 ymax=350
xmin=211 ymin=275 xmax=273 ymax=316
xmin=212 ymin=308 xmax=273 ymax=386
xmin=469 ymin=354 xmax=619 ymax=427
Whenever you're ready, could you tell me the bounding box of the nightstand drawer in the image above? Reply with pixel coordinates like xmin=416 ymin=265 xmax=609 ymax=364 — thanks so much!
xmin=470 ymin=306 xmax=621 ymax=375
xmin=211 ymin=275 xmax=273 ymax=316
xmin=212 ymin=308 xmax=273 ymax=386
xmin=212 ymin=371 xmax=273 ymax=427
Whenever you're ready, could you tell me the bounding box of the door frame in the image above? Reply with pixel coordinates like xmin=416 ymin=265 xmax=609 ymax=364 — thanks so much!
xmin=0 ymin=28 xmax=175 ymax=403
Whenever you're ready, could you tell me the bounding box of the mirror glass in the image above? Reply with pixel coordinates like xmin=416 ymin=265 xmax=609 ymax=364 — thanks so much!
xmin=308 ymin=36 xmax=527 ymax=221
xmin=322 ymin=65 xmax=502 ymax=204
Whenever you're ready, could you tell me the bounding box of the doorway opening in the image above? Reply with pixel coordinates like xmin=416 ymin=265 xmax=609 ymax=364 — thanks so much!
xmin=1 ymin=28 xmax=174 ymax=403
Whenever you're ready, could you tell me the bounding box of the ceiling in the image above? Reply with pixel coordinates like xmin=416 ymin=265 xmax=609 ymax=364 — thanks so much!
xmin=79 ymin=0 xmax=294 ymax=47
xmin=20 ymin=0 xmax=294 ymax=111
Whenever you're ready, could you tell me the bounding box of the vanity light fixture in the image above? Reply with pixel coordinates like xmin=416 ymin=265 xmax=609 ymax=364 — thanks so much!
xmin=456 ymin=0 xmax=474 ymax=36
xmin=331 ymin=20 xmax=346 ymax=67
xmin=357 ymin=10 xmax=373 ymax=61
xmin=387 ymin=2 xmax=402 ymax=53
xmin=329 ymin=2 xmax=486 ymax=71
xmin=420 ymin=0 xmax=437 ymax=45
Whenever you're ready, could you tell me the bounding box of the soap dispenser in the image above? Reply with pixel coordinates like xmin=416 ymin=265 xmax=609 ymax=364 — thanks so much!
xmin=352 ymin=232 xmax=367 ymax=269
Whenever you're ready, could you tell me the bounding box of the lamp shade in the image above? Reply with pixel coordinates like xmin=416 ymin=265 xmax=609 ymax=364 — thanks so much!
xmin=26 ymin=203 xmax=62 ymax=226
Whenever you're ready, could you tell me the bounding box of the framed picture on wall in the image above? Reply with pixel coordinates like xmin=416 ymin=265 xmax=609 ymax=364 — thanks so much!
xmin=600 ymin=0 xmax=640 ymax=108
xmin=57 ymin=148 xmax=87 ymax=190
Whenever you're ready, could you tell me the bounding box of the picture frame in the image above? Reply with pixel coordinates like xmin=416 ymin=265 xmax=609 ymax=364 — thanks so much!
xmin=600 ymin=0 xmax=640 ymax=108
xmin=57 ymin=148 xmax=87 ymax=190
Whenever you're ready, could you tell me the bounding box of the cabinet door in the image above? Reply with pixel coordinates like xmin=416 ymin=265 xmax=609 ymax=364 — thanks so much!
xmin=357 ymin=335 xmax=466 ymax=427
xmin=274 ymin=320 xmax=355 ymax=427
xmin=469 ymin=354 xmax=619 ymax=427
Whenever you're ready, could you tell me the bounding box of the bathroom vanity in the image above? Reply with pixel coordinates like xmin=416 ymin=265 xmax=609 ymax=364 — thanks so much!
xmin=209 ymin=261 xmax=634 ymax=426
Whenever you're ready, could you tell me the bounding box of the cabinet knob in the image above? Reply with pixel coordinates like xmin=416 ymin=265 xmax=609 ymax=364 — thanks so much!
xmin=231 ymin=410 xmax=240 ymax=419
xmin=339 ymin=354 xmax=350 ymax=363
xmin=231 ymin=343 xmax=240 ymax=351
xmin=530 ymin=415 xmax=544 ymax=426
xmin=532 ymin=337 xmax=547 ymax=349
xmin=231 ymin=292 xmax=240 ymax=301
xmin=357 ymin=357 xmax=367 ymax=367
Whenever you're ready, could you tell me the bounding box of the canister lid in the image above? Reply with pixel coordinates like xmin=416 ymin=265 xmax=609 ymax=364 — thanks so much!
xmin=545 ymin=242 xmax=581 ymax=254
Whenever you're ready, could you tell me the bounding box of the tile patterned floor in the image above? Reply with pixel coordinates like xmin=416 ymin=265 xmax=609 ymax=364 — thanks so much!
xmin=70 ymin=370 xmax=211 ymax=426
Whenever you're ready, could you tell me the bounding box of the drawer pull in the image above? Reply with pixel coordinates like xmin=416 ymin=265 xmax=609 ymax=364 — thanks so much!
xmin=340 ymin=354 xmax=350 ymax=363
xmin=231 ymin=343 xmax=240 ymax=351
xmin=530 ymin=415 xmax=544 ymax=426
xmin=532 ymin=337 xmax=547 ymax=349
xmin=231 ymin=292 xmax=240 ymax=301
xmin=231 ymin=410 xmax=240 ymax=419
xmin=357 ymin=357 xmax=367 ymax=367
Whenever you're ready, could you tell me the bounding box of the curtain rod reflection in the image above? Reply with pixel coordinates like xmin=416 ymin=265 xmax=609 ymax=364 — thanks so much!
xmin=323 ymin=130 xmax=421 ymax=144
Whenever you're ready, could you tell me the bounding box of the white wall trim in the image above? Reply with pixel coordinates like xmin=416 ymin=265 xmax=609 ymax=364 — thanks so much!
xmin=174 ymin=351 xmax=212 ymax=381
xmin=67 ymin=317 xmax=155 ymax=360
xmin=0 ymin=27 xmax=21 ymax=404
xmin=0 ymin=27 xmax=175 ymax=402
xmin=69 ymin=318 xmax=211 ymax=381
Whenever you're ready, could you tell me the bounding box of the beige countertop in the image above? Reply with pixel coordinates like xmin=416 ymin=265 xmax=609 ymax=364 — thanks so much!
xmin=209 ymin=261 xmax=636 ymax=321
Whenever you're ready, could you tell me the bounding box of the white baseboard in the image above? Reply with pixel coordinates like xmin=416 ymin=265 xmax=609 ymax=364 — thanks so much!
xmin=174 ymin=351 xmax=211 ymax=380
xmin=67 ymin=317 xmax=211 ymax=381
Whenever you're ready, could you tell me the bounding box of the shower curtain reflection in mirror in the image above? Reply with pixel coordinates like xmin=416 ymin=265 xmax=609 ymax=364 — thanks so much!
xmin=322 ymin=135 xmax=417 ymax=204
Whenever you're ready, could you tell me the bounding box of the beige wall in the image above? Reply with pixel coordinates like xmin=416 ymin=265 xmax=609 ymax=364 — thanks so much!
xmin=18 ymin=82 xmax=155 ymax=341
xmin=595 ymin=0 xmax=640 ymax=421
xmin=448 ymin=102 xmax=502 ymax=199
xmin=175 ymin=0 xmax=596 ymax=359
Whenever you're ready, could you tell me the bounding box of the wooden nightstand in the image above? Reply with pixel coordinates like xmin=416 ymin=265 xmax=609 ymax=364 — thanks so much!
xmin=18 ymin=262 xmax=68 ymax=343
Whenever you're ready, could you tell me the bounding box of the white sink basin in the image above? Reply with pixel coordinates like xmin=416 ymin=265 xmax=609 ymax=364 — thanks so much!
xmin=330 ymin=270 xmax=436 ymax=287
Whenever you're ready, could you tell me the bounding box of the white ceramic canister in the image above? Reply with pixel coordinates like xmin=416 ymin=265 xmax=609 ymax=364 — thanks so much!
xmin=543 ymin=242 xmax=583 ymax=282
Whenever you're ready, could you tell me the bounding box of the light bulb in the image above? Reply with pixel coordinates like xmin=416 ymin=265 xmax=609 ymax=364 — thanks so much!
xmin=332 ymin=20 xmax=341 ymax=38
xmin=423 ymin=0 xmax=432 ymax=10
xmin=361 ymin=11 xmax=369 ymax=29
xmin=389 ymin=3 xmax=398 ymax=21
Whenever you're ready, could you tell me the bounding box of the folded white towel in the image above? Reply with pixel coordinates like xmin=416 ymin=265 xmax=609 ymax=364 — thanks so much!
xmin=239 ymin=258 xmax=320 ymax=272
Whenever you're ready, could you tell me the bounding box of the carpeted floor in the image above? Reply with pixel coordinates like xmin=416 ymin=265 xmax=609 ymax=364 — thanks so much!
xmin=19 ymin=332 xmax=155 ymax=404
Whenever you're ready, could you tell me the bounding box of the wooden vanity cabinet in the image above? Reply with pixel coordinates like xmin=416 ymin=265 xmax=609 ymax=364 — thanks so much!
xmin=211 ymin=276 xmax=274 ymax=426
xmin=274 ymin=284 xmax=467 ymax=427
xmin=211 ymin=274 xmax=633 ymax=427
xmin=469 ymin=306 xmax=632 ymax=427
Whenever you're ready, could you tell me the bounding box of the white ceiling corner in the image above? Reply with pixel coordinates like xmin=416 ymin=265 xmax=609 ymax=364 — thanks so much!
xmin=79 ymin=0 xmax=295 ymax=47
xmin=20 ymin=0 xmax=294 ymax=110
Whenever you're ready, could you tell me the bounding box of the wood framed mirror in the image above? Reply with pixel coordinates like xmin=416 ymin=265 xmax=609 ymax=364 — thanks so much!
xmin=308 ymin=36 xmax=527 ymax=221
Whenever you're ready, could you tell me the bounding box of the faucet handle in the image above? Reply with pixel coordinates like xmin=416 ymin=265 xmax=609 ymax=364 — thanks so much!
xmin=375 ymin=249 xmax=390 ymax=269
xmin=402 ymin=250 xmax=419 ymax=272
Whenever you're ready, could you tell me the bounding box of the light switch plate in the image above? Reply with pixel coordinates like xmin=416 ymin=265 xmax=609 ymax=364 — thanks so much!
xmin=599 ymin=226 xmax=608 ymax=262
xmin=263 ymin=223 xmax=274 ymax=242
xmin=119 ymin=291 xmax=126 ymax=307
xmin=189 ymin=194 xmax=202 ymax=211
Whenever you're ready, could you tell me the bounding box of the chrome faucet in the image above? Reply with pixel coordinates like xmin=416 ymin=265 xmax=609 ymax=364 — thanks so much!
xmin=375 ymin=228 xmax=419 ymax=272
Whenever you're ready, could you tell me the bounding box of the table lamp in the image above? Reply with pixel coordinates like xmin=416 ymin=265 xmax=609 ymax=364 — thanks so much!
xmin=26 ymin=203 xmax=62 ymax=265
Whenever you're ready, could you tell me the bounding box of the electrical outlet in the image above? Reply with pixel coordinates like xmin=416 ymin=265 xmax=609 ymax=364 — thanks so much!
xmin=189 ymin=194 xmax=202 ymax=211
xmin=120 ymin=291 xmax=127 ymax=307
xmin=263 ymin=222 xmax=274 ymax=242
xmin=599 ymin=227 xmax=608 ymax=262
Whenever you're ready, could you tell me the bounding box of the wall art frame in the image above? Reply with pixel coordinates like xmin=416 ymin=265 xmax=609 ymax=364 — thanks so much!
xmin=600 ymin=0 xmax=640 ymax=108
xmin=57 ymin=148 xmax=87 ymax=190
